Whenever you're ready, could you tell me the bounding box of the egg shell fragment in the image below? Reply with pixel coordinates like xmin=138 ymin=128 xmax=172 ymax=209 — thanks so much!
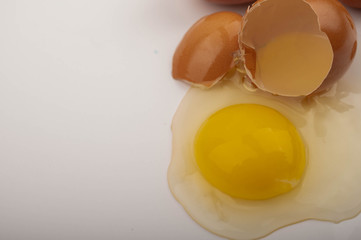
xmin=172 ymin=12 xmax=242 ymax=88
xmin=306 ymin=0 xmax=358 ymax=92
xmin=239 ymin=0 xmax=357 ymax=96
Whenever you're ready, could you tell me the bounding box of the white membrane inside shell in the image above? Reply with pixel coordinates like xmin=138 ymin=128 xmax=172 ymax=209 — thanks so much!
xmin=168 ymin=73 xmax=361 ymax=239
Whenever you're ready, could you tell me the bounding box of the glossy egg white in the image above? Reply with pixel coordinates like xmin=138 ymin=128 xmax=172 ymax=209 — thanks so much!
xmin=168 ymin=69 xmax=361 ymax=239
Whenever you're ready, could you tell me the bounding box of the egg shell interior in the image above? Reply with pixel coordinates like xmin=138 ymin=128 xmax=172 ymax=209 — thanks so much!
xmin=240 ymin=0 xmax=334 ymax=96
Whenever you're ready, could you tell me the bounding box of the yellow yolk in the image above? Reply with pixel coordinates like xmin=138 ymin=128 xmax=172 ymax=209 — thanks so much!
xmin=194 ymin=104 xmax=306 ymax=200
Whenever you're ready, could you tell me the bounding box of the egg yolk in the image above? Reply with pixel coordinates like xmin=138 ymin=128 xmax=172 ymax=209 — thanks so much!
xmin=194 ymin=104 xmax=306 ymax=200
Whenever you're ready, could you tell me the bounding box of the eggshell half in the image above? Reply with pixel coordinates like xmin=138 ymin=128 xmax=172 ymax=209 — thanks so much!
xmin=239 ymin=0 xmax=357 ymax=96
xmin=172 ymin=12 xmax=242 ymax=88
xmin=306 ymin=0 xmax=357 ymax=93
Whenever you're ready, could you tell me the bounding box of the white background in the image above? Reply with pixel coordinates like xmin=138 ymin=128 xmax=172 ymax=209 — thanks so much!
xmin=0 ymin=0 xmax=360 ymax=239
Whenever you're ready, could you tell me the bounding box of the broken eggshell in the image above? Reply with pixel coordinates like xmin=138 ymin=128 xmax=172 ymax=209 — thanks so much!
xmin=307 ymin=0 xmax=358 ymax=92
xmin=172 ymin=11 xmax=242 ymax=88
xmin=240 ymin=0 xmax=357 ymax=96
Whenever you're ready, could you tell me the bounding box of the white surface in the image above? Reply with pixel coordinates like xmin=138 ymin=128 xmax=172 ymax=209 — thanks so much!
xmin=0 ymin=0 xmax=360 ymax=240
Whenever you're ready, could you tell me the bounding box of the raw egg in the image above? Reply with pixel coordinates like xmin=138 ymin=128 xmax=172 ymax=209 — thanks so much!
xmin=168 ymin=74 xmax=361 ymax=239
xmin=169 ymin=0 xmax=360 ymax=239
xmin=172 ymin=11 xmax=242 ymax=88
xmin=240 ymin=0 xmax=357 ymax=96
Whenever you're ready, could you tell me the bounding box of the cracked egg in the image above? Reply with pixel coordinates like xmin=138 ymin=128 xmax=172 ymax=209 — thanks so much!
xmin=169 ymin=0 xmax=361 ymax=239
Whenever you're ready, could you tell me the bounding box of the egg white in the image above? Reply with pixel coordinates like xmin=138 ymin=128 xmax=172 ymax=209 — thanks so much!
xmin=168 ymin=71 xmax=361 ymax=240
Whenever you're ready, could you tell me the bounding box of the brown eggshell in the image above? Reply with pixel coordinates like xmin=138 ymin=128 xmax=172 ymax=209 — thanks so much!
xmin=240 ymin=0 xmax=357 ymax=95
xmin=306 ymin=0 xmax=357 ymax=93
xmin=339 ymin=0 xmax=361 ymax=8
xmin=172 ymin=12 xmax=243 ymax=88
xmin=240 ymin=0 xmax=334 ymax=96
xmin=206 ymin=0 xmax=254 ymax=5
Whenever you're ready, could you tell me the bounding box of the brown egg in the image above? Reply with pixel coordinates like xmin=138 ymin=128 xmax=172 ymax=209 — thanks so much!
xmin=339 ymin=0 xmax=361 ymax=8
xmin=206 ymin=0 xmax=254 ymax=4
xmin=239 ymin=0 xmax=357 ymax=96
xmin=306 ymin=0 xmax=357 ymax=93
xmin=172 ymin=12 xmax=242 ymax=88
